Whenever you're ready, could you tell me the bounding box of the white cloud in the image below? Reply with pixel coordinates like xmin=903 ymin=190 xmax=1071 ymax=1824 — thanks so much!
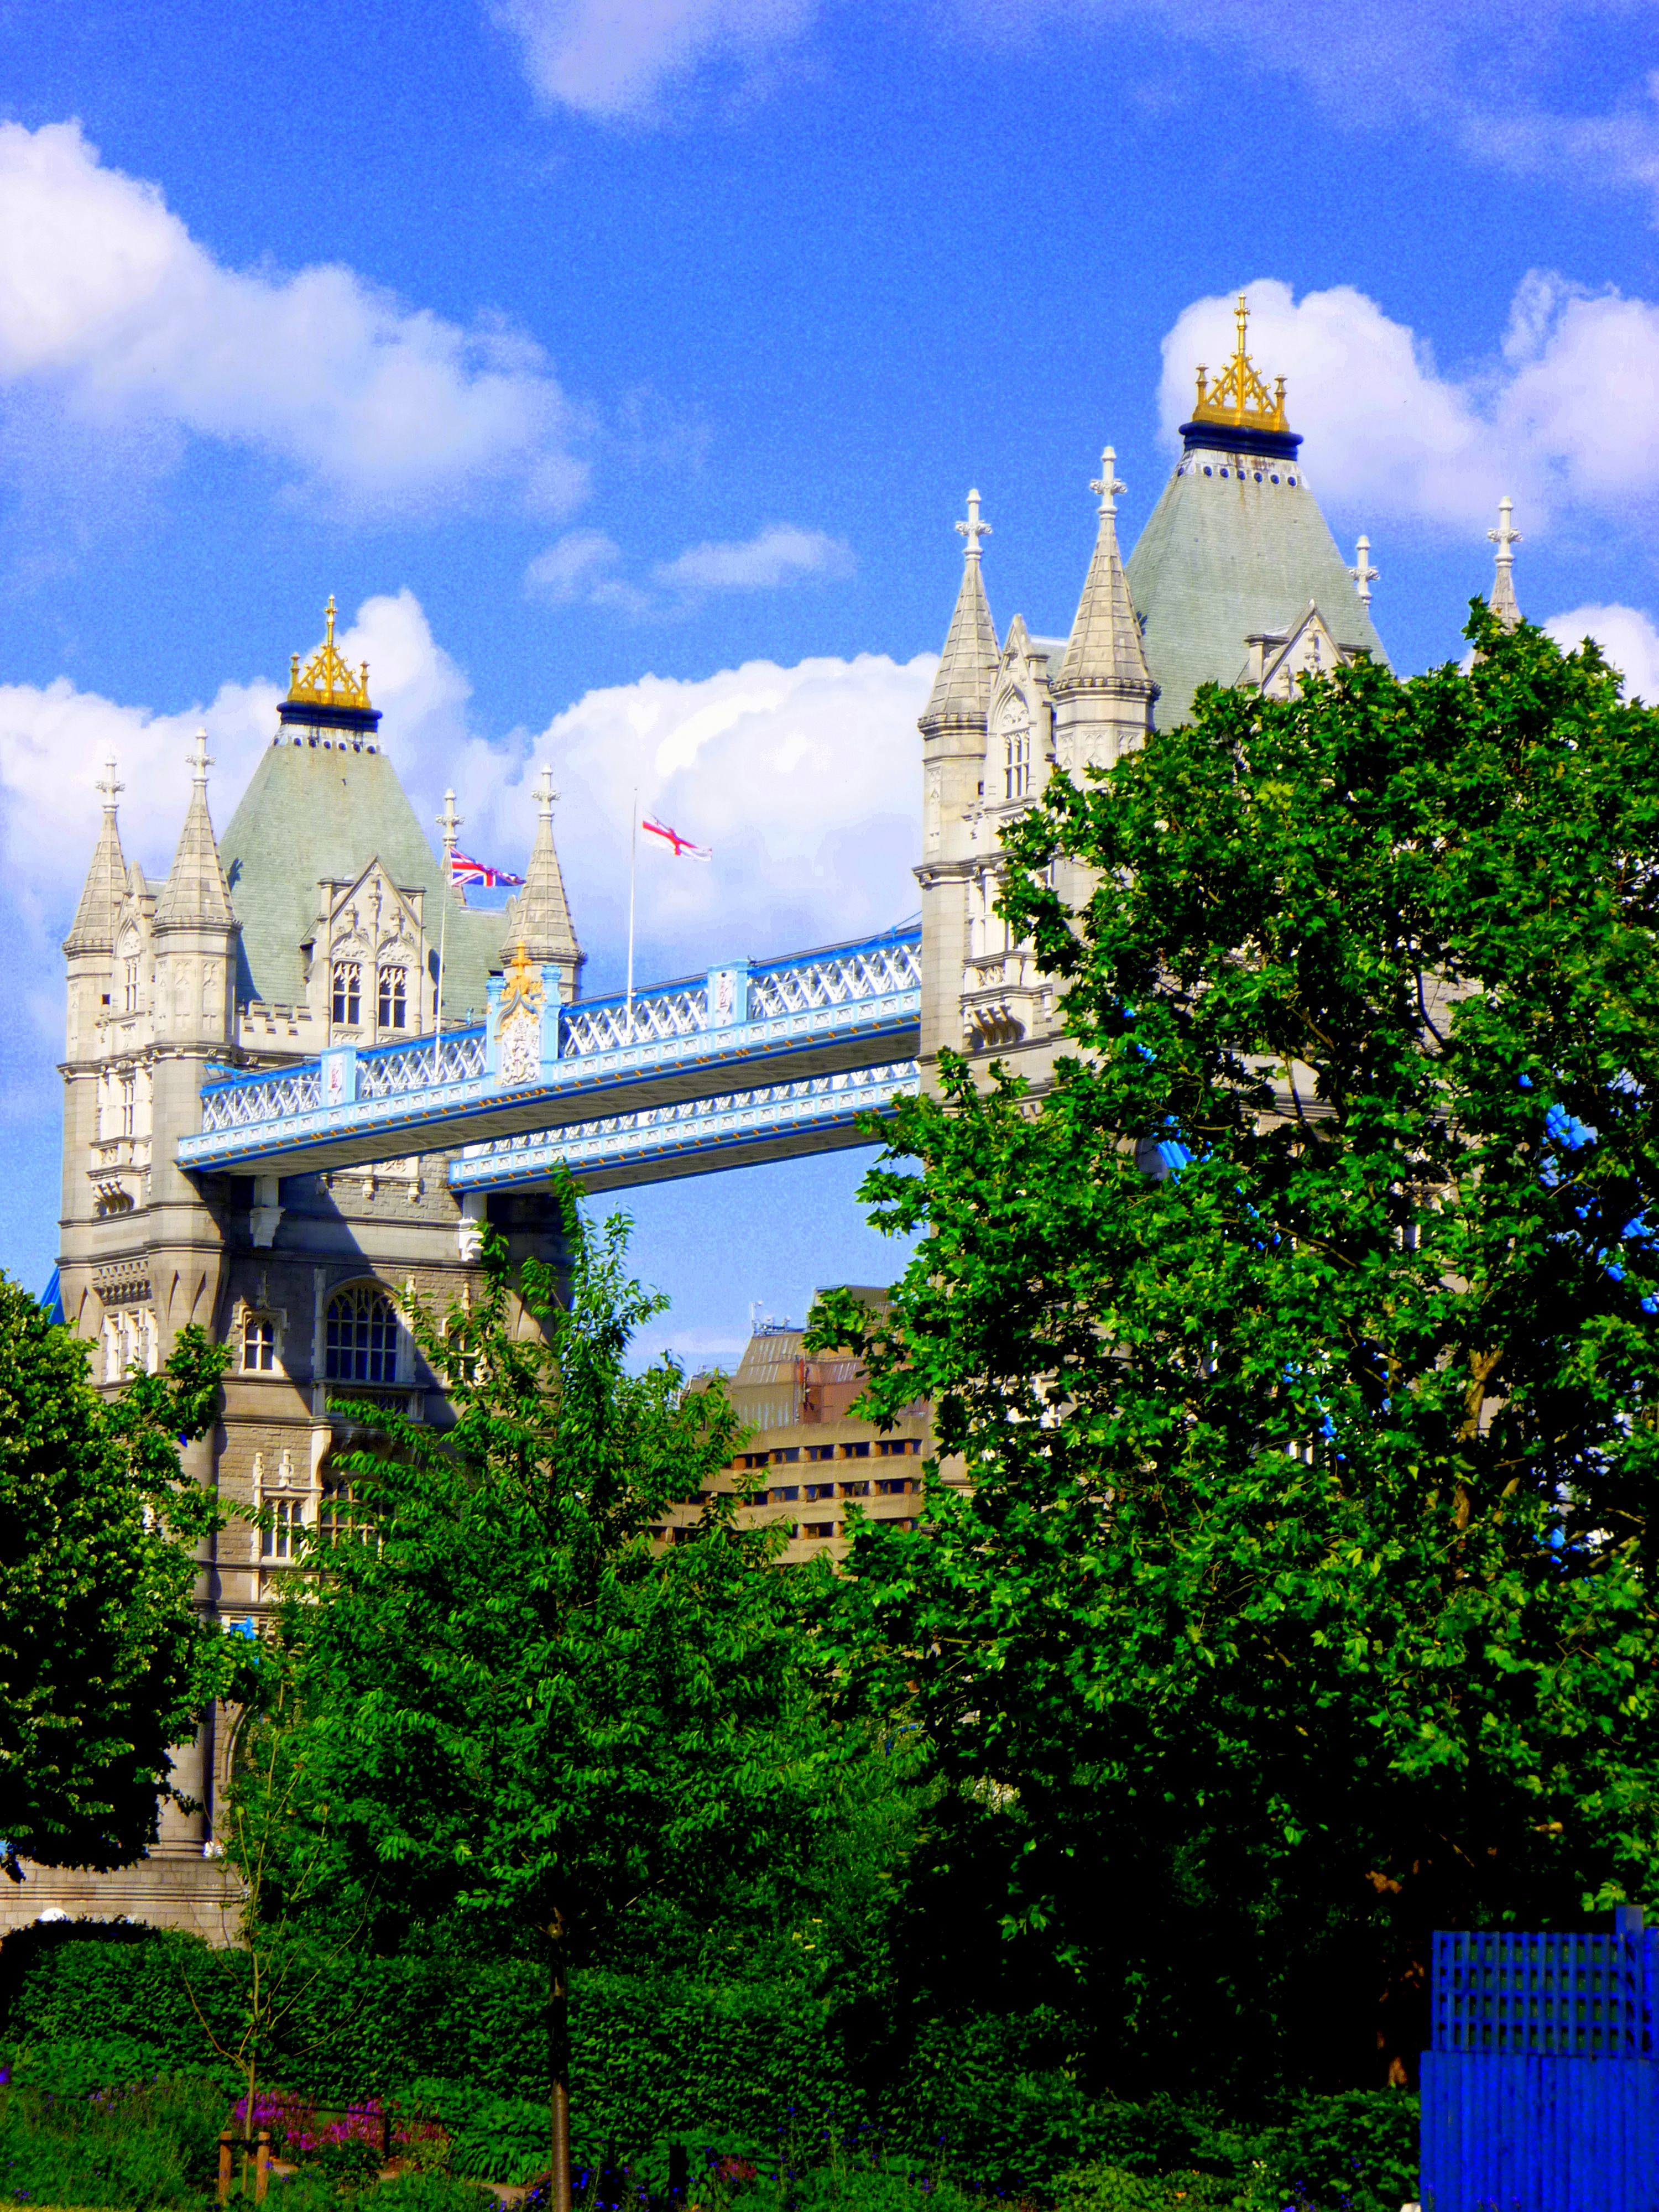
xmin=1543 ymin=603 xmax=1659 ymax=705
xmin=1155 ymin=274 xmax=1659 ymax=534
xmin=651 ymin=524 xmax=854 ymax=592
xmin=525 ymin=523 xmax=854 ymax=612
xmin=491 ymin=0 xmax=815 ymax=119
xmin=0 ymin=121 xmax=586 ymax=516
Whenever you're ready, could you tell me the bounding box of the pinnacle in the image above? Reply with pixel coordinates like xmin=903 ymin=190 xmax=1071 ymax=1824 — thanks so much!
xmin=154 ymin=772 xmax=237 ymax=933
xmin=920 ymin=516 xmax=999 ymax=735
xmin=500 ymin=782 xmax=583 ymax=974
xmin=65 ymin=799 xmax=129 ymax=954
xmin=1055 ymin=481 xmax=1154 ymax=696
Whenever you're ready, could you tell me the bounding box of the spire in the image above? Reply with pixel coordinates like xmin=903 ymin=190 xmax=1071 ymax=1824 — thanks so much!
xmin=499 ymin=767 xmax=583 ymax=978
xmin=1055 ymin=449 xmax=1155 ymax=696
xmin=154 ymin=730 xmax=237 ymax=933
xmin=65 ymin=758 xmax=129 ymax=953
xmin=919 ymin=489 xmax=1000 ymax=735
xmin=1348 ymin=535 xmax=1379 ymax=608
xmin=1488 ymin=497 xmax=1522 ymax=628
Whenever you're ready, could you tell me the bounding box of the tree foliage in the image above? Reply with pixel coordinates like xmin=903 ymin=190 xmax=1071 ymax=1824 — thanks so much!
xmin=815 ymin=610 xmax=1659 ymax=2080
xmin=0 ymin=1273 xmax=230 ymax=1875
xmin=259 ymin=1187 xmax=841 ymax=2207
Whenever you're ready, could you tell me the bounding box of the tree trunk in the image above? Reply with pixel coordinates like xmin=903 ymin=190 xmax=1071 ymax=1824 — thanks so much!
xmin=547 ymin=1913 xmax=573 ymax=2212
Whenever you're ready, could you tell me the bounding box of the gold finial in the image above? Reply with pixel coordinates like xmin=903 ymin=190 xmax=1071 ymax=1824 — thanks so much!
xmin=500 ymin=940 xmax=546 ymax=1020
xmin=1190 ymin=293 xmax=1290 ymax=435
xmin=287 ymin=596 xmax=374 ymax=711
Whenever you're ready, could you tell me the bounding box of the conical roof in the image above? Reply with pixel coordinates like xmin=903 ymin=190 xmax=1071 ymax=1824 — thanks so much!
xmin=153 ymin=733 xmax=238 ymax=933
xmin=920 ymin=490 xmax=999 ymax=734
xmin=1055 ymin=449 xmax=1154 ymax=696
xmin=64 ymin=762 xmax=129 ymax=953
xmin=500 ymin=769 xmax=583 ymax=971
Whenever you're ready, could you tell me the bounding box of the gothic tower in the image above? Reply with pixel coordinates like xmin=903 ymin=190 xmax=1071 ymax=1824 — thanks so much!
xmin=11 ymin=604 xmax=580 ymax=1943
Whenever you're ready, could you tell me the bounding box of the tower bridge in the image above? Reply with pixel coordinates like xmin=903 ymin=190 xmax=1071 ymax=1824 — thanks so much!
xmin=24 ymin=300 xmax=1535 ymax=1941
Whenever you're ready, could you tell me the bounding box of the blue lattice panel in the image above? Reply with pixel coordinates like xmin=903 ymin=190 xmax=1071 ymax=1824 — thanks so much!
xmin=1433 ymin=1927 xmax=1657 ymax=2059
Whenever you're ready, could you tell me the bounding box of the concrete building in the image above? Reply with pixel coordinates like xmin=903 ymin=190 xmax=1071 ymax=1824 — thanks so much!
xmin=7 ymin=606 xmax=580 ymax=1942
xmin=669 ymin=1300 xmax=928 ymax=1561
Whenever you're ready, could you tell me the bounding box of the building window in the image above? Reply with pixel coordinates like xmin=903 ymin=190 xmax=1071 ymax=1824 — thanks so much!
xmin=242 ymin=1314 xmax=276 ymax=1372
xmin=843 ymin=1441 xmax=870 ymax=1458
xmin=263 ymin=1497 xmax=304 ymax=1561
xmin=806 ymin=1444 xmax=834 ymax=1462
xmin=1004 ymin=727 xmax=1031 ymax=801
xmin=317 ymin=1477 xmax=357 ymax=1545
xmin=840 ymin=1480 xmax=870 ymax=1499
xmin=123 ymin=957 xmax=140 ymax=1014
xmin=876 ymin=1477 xmax=912 ymax=1496
xmin=325 ymin=1284 xmax=398 ymax=1384
xmin=771 ymin=1485 xmax=800 ymax=1502
xmin=119 ymin=1076 xmax=135 ymax=1138
xmin=331 ymin=961 xmax=361 ymax=1027
xmin=377 ymin=966 xmax=407 ymax=1030
xmin=805 ymin=1481 xmax=836 ymax=1501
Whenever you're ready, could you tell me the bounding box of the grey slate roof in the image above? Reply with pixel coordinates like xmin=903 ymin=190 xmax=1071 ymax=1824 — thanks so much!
xmin=1125 ymin=457 xmax=1387 ymax=732
xmin=217 ymin=734 xmax=502 ymax=1022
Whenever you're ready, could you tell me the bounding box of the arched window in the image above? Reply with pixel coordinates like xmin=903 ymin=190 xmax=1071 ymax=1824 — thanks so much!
xmin=325 ymin=1284 xmax=399 ymax=1384
xmin=242 ymin=1314 xmax=276 ymax=1371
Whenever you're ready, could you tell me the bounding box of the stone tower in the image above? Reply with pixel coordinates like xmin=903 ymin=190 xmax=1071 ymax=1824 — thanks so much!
xmin=11 ymin=604 xmax=580 ymax=1942
xmin=919 ymin=296 xmax=1390 ymax=1101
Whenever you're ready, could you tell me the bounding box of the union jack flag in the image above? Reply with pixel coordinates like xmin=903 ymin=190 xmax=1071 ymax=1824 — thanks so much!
xmin=450 ymin=851 xmax=525 ymax=889
xmin=642 ymin=815 xmax=712 ymax=861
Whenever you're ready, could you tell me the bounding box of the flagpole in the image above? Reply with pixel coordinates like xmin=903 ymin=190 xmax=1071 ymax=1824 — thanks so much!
xmin=435 ymin=789 xmax=461 ymax=1075
xmin=625 ymin=787 xmax=637 ymax=1045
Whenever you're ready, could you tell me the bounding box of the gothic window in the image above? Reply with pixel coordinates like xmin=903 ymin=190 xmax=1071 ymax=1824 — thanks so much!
xmin=119 ymin=1076 xmax=135 ymax=1138
xmin=123 ymin=957 xmax=140 ymax=1013
xmin=263 ymin=1498 xmax=304 ymax=1561
xmin=377 ymin=965 xmax=407 ymax=1030
xmin=331 ymin=961 xmax=361 ymax=1027
xmin=242 ymin=1314 xmax=276 ymax=1372
xmin=1004 ymin=727 xmax=1031 ymax=802
xmin=325 ymin=1284 xmax=399 ymax=1384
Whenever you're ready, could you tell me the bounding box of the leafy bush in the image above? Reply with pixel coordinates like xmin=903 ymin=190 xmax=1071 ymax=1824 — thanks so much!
xmin=0 ymin=2065 xmax=226 ymax=2209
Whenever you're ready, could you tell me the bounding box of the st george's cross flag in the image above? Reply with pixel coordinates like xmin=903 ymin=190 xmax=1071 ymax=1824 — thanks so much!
xmin=450 ymin=851 xmax=526 ymax=889
xmin=642 ymin=815 xmax=712 ymax=861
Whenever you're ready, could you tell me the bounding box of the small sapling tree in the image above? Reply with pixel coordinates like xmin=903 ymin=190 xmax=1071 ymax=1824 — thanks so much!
xmin=268 ymin=1183 xmax=838 ymax=2212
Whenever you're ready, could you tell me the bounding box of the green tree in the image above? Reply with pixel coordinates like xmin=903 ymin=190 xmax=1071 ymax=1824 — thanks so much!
xmin=815 ymin=609 xmax=1659 ymax=2085
xmin=0 ymin=1273 xmax=231 ymax=1876
xmin=263 ymin=1188 xmax=839 ymax=2212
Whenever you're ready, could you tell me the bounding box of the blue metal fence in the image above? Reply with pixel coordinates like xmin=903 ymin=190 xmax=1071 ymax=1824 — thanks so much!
xmin=1421 ymin=1907 xmax=1659 ymax=2211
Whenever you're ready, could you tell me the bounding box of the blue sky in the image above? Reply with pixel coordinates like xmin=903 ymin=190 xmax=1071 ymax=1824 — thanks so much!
xmin=2 ymin=0 xmax=1657 ymax=1365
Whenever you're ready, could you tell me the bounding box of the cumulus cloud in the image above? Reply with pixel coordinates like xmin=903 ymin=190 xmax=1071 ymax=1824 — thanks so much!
xmin=651 ymin=525 xmax=854 ymax=592
xmin=1543 ymin=603 xmax=1659 ymax=705
xmin=490 ymin=0 xmax=1659 ymax=220
xmin=491 ymin=0 xmax=816 ymax=119
xmin=1154 ymin=274 xmax=1659 ymax=534
xmin=525 ymin=523 xmax=854 ymax=613
xmin=0 ymin=121 xmax=586 ymax=516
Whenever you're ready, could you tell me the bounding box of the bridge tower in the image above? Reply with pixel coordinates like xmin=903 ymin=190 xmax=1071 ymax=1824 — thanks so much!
xmin=13 ymin=604 xmax=573 ymax=1943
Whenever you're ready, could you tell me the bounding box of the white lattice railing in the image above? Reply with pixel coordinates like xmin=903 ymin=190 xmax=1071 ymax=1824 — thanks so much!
xmin=358 ymin=1028 xmax=488 ymax=1097
xmin=560 ymin=987 xmax=706 ymax=1058
xmin=199 ymin=1067 xmax=321 ymax=1132
xmin=749 ymin=938 xmax=922 ymax=1018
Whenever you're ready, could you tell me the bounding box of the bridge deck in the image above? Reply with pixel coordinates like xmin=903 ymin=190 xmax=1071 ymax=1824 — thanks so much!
xmin=177 ymin=929 xmax=921 ymax=1185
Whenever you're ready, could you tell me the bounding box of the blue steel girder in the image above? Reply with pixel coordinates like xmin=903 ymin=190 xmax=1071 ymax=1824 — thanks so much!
xmin=176 ymin=930 xmax=921 ymax=1180
xmin=451 ymin=1061 xmax=920 ymax=1195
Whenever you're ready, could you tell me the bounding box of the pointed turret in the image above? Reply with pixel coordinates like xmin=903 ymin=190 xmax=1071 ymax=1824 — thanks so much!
xmin=154 ymin=731 xmax=237 ymax=932
xmin=920 ymin=489 xmax=999 ymax=735
xmin=500 ymin=767 xmax=584 ymax=1002
xmin=1488 ymin=497 xmax=1522 ymax=628
xmin=65 ymin=759 xmax=129 ymax=954
xmin=1052 ymin=448 xmax=1157 ymax=770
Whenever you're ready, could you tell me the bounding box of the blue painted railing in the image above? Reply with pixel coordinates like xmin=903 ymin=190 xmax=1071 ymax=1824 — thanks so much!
xmin=1420 ymin=1910 xmax=1659 ymax=2211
